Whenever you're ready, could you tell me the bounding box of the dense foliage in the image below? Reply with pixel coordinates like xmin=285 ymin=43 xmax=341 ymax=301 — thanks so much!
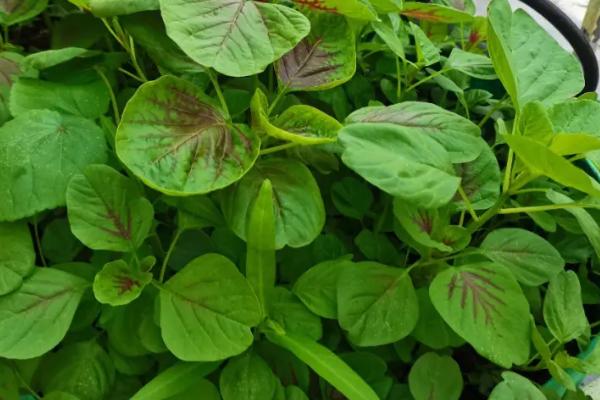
xmin=1 ymin=0 xmax=600 ymax=399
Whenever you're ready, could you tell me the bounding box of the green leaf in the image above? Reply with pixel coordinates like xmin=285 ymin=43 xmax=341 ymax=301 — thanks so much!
xmin=130 ymin=362 xmax=219 ymax=400
xmin=293 ymin=258 xmax=353 ymax=319
xmin=291 ymin=0 xmax=377 ymax=20
xmin=37 ymin=341 xmax=115 ymax=400
xmin=547 ymin=190 xmax=600 ymax=259
xmin=488 ymin=372 xmax=546 ymax=400
xmin=9 ymin=78 xmax=110 ymax=119
xmin=346 ymin=102 xmax=482 ymax=164
xmin=160 ymin=0 xmax=310 ymax=77
xmin=246 ymin=179 xmax=276 ymax=315
xmin=0 ymin=110 xmax=107 ymax=221
xmin=0 ymin=222 xmax=35 ymax=295
xmin=446 ymin=48 xmax=496 ymax=80
xmin=167 ymin=379 xmax=221 ymax=400
xmin=88 ymin=0 xmax=158 ymax=16
xmin=402 ymin=1 xmax=474 ymax=23
xmin=480 ymin=228 xmax=564 ymax=286
xmin=393 ymin=199 xmax=451 ymax=252
xmin=160 ymin=254 xmax=261 ymax=361
xmin=0 ymin=268 xmax=88 ymax=359
xmin=410 ymin=23 xmax=441 ymax=67
xmin=0 ymin=362 xmax=18 ymax=400
xmin=519 ymin=101 xmax=554 ymax=144
xmin=0 ymin=0 xmax=47 ymax=25
xmin=276 ymin=12 xmax=356 ymax=92
xmin=454 ymin=140 xmax=502 ymax=210
xmin=220 ymin=352 xmax=282 ymax=400
xmin=331 ymin=177 xmax=373 ymax=220
xmin=337 ymin=262 xmax=418 ymax=346
xmin=429 ymin=263 xmax=530 ymax=367
xmin=93 ymin=259 xmax=152 ymax=306
xmin=504 ymin=134 xmax=600 ymax=197
xmin=265 ymin=331 xmax=379 ymax=400
xmin=116 ymin=75 xmax=260 ymax=195
xmin=41 ymin=219 xmax=83 ymax=264
xmin=549 ymin=133 xmax=600 ymax=156
xmin=222 ymin=158 xmax=325 ymax=249
xmin=543 ymin=270 xmax=589 ymax=343
xmin=411 ymin=289 xmax=464 ymax=349
xmin=22 ymin=47 xmax=94 ymax=70
xmin=66 ymin=164 xmax=154 ymax=252
xmin=339 ymin=123 xmax=460 ymax=208
xmin=408 ymin=352 xmax=463 ymax=400
xmin=547 ymin=360 xmax=576 ymax=392
xmin=285 ymin=386 xmax=309 ymax=400
xmin=487 ymin=0 xmax=584 ymax=108
xmin=43 ymin=392 xmax=80 ymax=400
xmin=549 ymin=99 xmax=600 ymax=136
xmin=251 ymin=90 xmax=341 ymax=145
xmin=163 ymin=195 xmax=224 ymax=231
xmin=268 ymin=287 xmax=322 ymax=341
xmin=121 ymin=12 xmax=203 ymax=75
xmin=371 ymin=19 xmax=405 ymax=60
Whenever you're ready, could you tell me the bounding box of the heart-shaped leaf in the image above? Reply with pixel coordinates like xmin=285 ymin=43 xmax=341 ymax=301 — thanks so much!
xmin=0 ymin=110 xmax=107 ymax=221
xmin=116 ymin=76 xmax=260 ymax=195
xmin=66 ymin=164 xmax=154 ymax=252
xmin=277 ymin=12 xmax=356 ymax=92
xmin=221 ymin=158 xmax=326 ymax=249
xmin=430 ymin=263 xmax=530 ymax=367
xmin=160 ymin=0 xmax=310 ymax=77
xmin=0 ymin=222 xmax=35 ymax=296
xmin=339 ymin=123 xmax=460 ymax=208
xmin=160 ymin=254 xmax=261 ymax=361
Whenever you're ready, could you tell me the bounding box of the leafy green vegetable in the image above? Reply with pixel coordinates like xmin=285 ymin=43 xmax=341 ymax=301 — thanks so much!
xmin=1 ymin=0 xmax=598 ymax=397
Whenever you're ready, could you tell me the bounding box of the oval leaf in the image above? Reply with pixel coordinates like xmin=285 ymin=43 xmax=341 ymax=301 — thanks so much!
xmin=0 ymin=222 xmax=35 ymax=295
xmin=408 ymin=352 xmax=463 ymax=400
xmin=160 ymin=0 xmax=310 ymax=77
xmin=221 ymin=158 xmax=326 ymax=249
xmin=159 ymin=253 xmax=261 ymax=361
xmin=480 ymin=228 xmax=565 ymax=286
xmin=93 ymin=259 xmax=153 ymax=306
xmin=339 ymin=123 xmax=460 ymax=208
xmin=346 ymin=102 xmax=482 ymax=163
xmin=277 ymin=12 xmax=356 ymax=92
xmin=116 ymin=76 xmax=260 ymax=195
xmin=220 ymin=352 xmax=282 ymax=400
xmin=337 ymin=262 xmax=418 ymax=346
xmin=429 ymin=263 xmax=530 ymax=367
xmin=67 ymin=164 xmax=154 ymax=252
xmin=0 ymin=268 xmax=88 ymax=359
xmin=489 ymin=372 xmax=546 ymax=400
xmin=543 ymin=271 xmax=589 ymax=343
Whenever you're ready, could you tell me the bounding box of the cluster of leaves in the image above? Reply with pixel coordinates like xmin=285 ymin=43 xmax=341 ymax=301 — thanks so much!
xmin=1 ymin=0 xmax=600 ymax=399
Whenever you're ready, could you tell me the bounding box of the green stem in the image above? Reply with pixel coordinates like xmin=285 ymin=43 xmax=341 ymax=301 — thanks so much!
xmin=499 ymin=203 xmax=600 ymax=215
xmin=208 ymin=69 xmax=230 ymax=119
xmin=260 ymin=142 xmax=298 ymax=155
xmin=511 ymin=188 xmax=549 ymax=196
xmin=12 ymin=363 xmax=41 ymax=400
xmin=457 ymin=185 xmax=478 ymax=221
xmin=405 ymin=68 xmax=450 ymax=93
xmin=268 ymin=88 xmax=288 ymax=116
xmin=32 ymin=218 xmax=47 ymax=267
xmin=118 ymin=67 xmax=145 ymax=83
xmin=477 ymin=96 xmax=509 ymax=128
xmin=466 ymin=193 xmax=510 ymax=234
xmin=2 ymin=25 xmax=8 ymax=46
xmin=160 ymin=229 xmax=182 ymax=283
xmin=95 ymin=68 xmax=120 ymax=123
xmin=128 ymin=35 xmax=148 ymax=82
xmin=395 ymin=57 xmax=402 ymax=101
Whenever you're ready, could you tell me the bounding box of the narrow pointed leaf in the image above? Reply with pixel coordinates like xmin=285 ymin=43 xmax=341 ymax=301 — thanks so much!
xmin=116 ymin=76 xmax=260 ymax=195
xmin=402 ymin=2 xmax=474 ymax=23
xmin=266 ymin=331 xmax=379 ymax=400
xmin=246 ymin=179 xmax=276 ymax=314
